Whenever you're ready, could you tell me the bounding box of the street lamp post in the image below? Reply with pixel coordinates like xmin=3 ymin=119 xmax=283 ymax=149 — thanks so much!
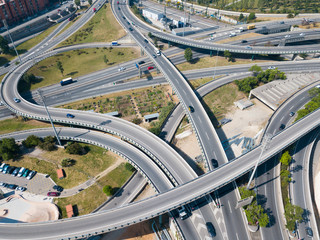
xmin=246 ymin=133 xmax=272 ymax=189
xmin=37 ymin=90 xmax=62 ymax=146
xmin=2 ymin=19 xmax=22 ymax=63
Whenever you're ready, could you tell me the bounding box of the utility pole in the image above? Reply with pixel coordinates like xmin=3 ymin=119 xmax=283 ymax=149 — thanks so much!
xmin=183 ymin=0 xmax=186 ymax=37
xmin=37 ymin=90 xmax=62 ymax=146
xmin=2 ymin=19 xmax=21 ymax=63
xmin=246 ymin=133 xmax=272 ymax=189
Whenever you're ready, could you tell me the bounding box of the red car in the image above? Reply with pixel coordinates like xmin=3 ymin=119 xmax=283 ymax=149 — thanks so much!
xmin=147 ymin=66 xmax=154 ymax=70
xmin=47 ymin=192 xmax=60 ymax=197
xmin=93 ymin=8 xmax=96 ymax=12
xmin=117 ymin=1 xmax=119 ymax=3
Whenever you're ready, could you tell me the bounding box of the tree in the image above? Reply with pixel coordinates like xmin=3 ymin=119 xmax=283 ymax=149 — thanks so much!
xmin=249 ymin=64 xmax=262 ymax=76
xmin=248 ymin=12 xmax=256 ymax=20
xmin=103 ymin=55 xmax=108 ymax=64
xmin=280 ymin=151 xmax=291 ymax=166
xmin=61 ymin=158 xmax=76 ymax=167
xmin=239 ymin=13 xmax=244 ymax=21
xmin=22 ymin=135 xmax=41 ymax=148
xmin=57 ymin=61 xmax=64 ymax=76
xmin=223 ymin=50 xmax=234 ymax=62
xmin=103 ymin=185 xmax=113 ymax=196
xmin=0 ymin=138 xmax=20 ymax=160
xmin=245 ymin=203 xmax=269 ymax=227
xmin=184 ymin=48 xmax=193 ymax=62
xmin=74 ymin=0 xmax=80 ymax=6
xmin=65 ymin=142 xmax=86 ymax=155
xmin=284 ymin=201 xmax=303 ymax=231
xmin=239 ymin=186 xmax=255 ymax=199
xmin=0 ymin=36 xmax=10 ymax=54
xmin=148 ymin=32 xmax=152 ymax=38
xmin=39 ymin=136 xmax=57 ymax=151
xmin=287 ymin=13 xmax=294 ymax=18
xmin=88 ymin=0 xmax=92 ymax=5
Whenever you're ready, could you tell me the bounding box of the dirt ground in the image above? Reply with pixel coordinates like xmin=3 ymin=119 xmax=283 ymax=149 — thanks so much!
xmin=172 ymin=98 xmax=273 ymax=163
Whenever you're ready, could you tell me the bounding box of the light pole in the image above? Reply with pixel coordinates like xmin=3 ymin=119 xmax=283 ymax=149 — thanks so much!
xmin=246 ymin=133 xmax=272 ymax=189
xmin=213 ymin=50 xmax=219 ymax=80
xmin=2 ymin=19 xmax=22 ymax=63
xmin=37 ymin=90 xmax=62 ymax=146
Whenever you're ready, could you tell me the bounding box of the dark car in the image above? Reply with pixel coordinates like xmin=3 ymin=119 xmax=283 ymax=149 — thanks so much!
xmin=3 ymin=62 xmax=10 ymax=68
xmin=6 ymin=166 xmax=15 ymax=174
xmin=53 ymin=185 xmax=64 ymax=192
xmin=138 ymin=61 xmax=145 ymax=65
xmin=66 ymin=113 xmax=75 ymax=118
xmin=122 ymin=16 xmax=126 ymax=20
xmin=47 ymin=192 xmax=60 ymax=197
xmin=127 ymin=21 xmax=130 ymax=25
xmin=206 ymin=222 xmax=216 ymax=237
xmin=241 ymin=40 xmax=247 ymax=43
xmin=6 ymin=184 xmax=17 ymax=190
xmin=305 ymin=227 xmax=313 ymax=237
xmin=279 ymin=124 xmax=286 ymax=130
xmin=211 ymin=159 xmax=218 ymax=168
xmin=289 ymin=112 xmax=295 ymax=117
xmin=188 ymin=106 xmax=194 ymax=113
xmin=129 ymin=27 xmax=133 ymax=31
xmin=0 ymin=182 xmax=7 ymax=187
xmin=144 ymin=39 xmax=148 ymax=43
xmin=189 ymin=200 xmax=198 ymax=211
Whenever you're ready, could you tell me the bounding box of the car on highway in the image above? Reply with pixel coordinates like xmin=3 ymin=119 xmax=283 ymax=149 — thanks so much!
xmin=241 ymin=40 xmax=247 ymax=43
xmin=138 ymin=61 xmax=145 ymax=65
xmin=178 ymin=206 xmax=189 ymax=220
xmin=188 ymin=106 xmax=194 ymax=113
xmin=289 ymin=112 xmax=295 ymax=117
xmin=245 ymin=46 xmax=252 ymax=49
xmin=305 ymin=227 xmax=313 ymax=237
xmin=285 ymin=34 xmax=291 ymax=38
xmin=127 ymin=21 xmax=130 ymax=25
xmin=152 ymin=54 xmax=157 ymax=58
xmin=300 ymin=33 xmax=305 ymax=36
xmin=16 ymin=186 xmax=26 ymax=192
xmin=0 ymin=101 xmax=3 ymax=106
xmin=122 ymin=16 xmax=126 ymax=20
xmin=6 ymin=184 xmax=17 ymax=190
xmin=147 ymin=66 xmax=154 ymax=70
xmin=211 ymin=159 xmax=218 ymax=168
xmin=53 ymin=185 xmax=64 ymax=192
xmin=279 ymin=124 xmax=286 ymax=130
xmin=66 ymin=113 xmax=75 ymax=118
xmin=26 ymin=170 xmax=36 ymax=180
xmin=92 ymin=8 xmax=96 ymax=12
xmin=129 ymin=27 xmax=133 ymax=31
xmin=117 ymin=1 xmax=119 ymax=3
xmin=13 ymin=98 xmax=20 ymax=103
xmin=268 ymin=66 xmax=276 ymax=70
xmin=118 ymin=7 xmax=120 ymax=10
xmin=22 ymin=169 xmax=30 ymax=178
xmin=47 ymin=192 xmax=60 ymax=197
xmin=206 ymin=222 xmax=216 ymax=237
xmin=144 ymin=39 xmax=148 ymax=43
xmin=118 ymin=67 xmax=126 ymax=72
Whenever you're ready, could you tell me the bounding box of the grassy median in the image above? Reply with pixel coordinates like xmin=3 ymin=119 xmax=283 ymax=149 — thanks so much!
xmin=25 ymin=47 xmax=139 ymax=90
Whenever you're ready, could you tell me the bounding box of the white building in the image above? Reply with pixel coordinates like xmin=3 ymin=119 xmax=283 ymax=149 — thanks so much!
xmin=142 ymin=8 xmax=164 ymax=21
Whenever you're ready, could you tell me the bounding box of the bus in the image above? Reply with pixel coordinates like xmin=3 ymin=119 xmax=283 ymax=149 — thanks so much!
xmin=60 ymin=77 xmax=73 ymax=86
xmin=247 ymin=24 xmax=255 ymax=30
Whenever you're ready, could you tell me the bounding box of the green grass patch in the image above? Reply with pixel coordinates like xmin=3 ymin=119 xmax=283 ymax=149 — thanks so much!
xmin=176 ymin=55 xmax=269 ymax=72
xmin=202 ymin=83 xmax=245 ymax=124
xmin=56 ymin=162 xmax=133 ymax=218
xmin=16 ymin=23 xmax=61 ymax=52
xmin=189 ymin=77 xmax=214 ymax=89
xmin=0 ymin=118 xmax=59 ymax=135
xmin=59 ymin=3 xmax=126 ymax=47
xmin=25 ymin=47 xmax=139 ymax=91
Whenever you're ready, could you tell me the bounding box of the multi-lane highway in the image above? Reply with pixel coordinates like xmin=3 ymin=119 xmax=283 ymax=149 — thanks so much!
xmin=0 ymin=0 xmax=320 ymax=239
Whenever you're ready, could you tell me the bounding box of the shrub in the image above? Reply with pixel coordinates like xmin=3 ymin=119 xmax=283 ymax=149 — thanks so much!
xmin=22 ymin=135 xmax=41 ymax=148
xmin=65 ymin=142 xmax=87 ymax=155
xmin=125 ymin=162 xmax=135 ymax=172
xmin=61 ymin=158 xmax=76 ymax=167
xmin=0 ymin=138 xmax=20 ymax=160
xmin=103 ymin=185 xmax=113 ymax=196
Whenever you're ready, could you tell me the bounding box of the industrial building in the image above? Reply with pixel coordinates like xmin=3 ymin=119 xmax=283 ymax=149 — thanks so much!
xmin=142 ymin=8 xmax=164 ymax=21
xmin=254 ymin=24 xmax=291 ymax=34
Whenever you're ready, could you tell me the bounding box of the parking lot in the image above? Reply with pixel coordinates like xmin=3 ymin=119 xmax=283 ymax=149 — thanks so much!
xmin=0 ymin=171 xmax=55 ymax=196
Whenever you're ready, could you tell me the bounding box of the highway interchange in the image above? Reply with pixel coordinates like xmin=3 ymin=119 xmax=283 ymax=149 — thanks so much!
xmin=0 ymin=0 xmax=320 ymax=239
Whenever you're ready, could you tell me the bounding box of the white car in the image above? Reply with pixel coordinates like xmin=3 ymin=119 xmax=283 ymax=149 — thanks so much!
xmin=285 ymin=35 xmax=290 ymax=38
xmin=299 ymin=33 xmax=305 ymax=36
xmin=16 ymin=186 xmax=26 ymax=192
xmin=268 ymin=66 xmax=276 ymax=70
xmin=118 ymin=67 xmax=126 ymax=72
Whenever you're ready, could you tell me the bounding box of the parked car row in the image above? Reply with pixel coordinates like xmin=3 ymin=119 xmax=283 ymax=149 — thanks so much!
xmin=0 ymin=182 xmax=26 ymax=191
xmin=0 ymin=163 xmax=37 ymax=180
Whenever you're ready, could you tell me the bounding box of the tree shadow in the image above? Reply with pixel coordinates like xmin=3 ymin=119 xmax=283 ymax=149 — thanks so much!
xmin=66 ymin=71 xmax=78 ymax=76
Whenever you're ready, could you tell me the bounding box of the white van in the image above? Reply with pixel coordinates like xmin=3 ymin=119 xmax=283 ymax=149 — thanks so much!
xmin=17 ymin=167 xmax=26 ymax=177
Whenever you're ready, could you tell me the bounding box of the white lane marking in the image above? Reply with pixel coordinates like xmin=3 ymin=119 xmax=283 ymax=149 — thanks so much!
xmin=228 ymin=201 xmax=232 ymax=213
